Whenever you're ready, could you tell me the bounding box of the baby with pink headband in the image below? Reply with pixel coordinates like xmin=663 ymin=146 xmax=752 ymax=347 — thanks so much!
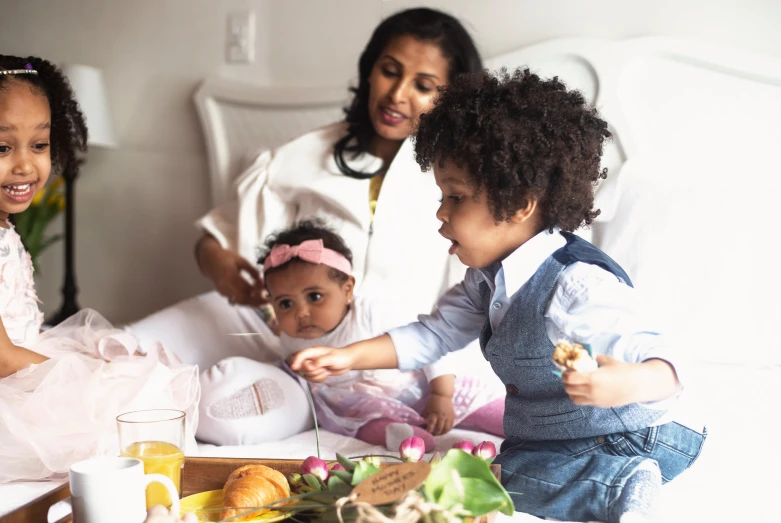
xmin=198 ymin=219 xmax=504 ymax=451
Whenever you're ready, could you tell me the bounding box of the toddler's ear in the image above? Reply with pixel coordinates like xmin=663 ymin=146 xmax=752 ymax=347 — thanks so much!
xmin=510 ymin=197 xmax=539 ymax=224
xmin=343 ymin=275 xmax=356 ymax=303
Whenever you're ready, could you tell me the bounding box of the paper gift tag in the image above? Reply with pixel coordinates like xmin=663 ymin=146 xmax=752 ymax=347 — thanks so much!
xmin=351 ymin=462 xmax=431 ymax=506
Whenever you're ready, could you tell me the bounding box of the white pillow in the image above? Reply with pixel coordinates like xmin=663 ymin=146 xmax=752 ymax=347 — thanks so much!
xmin=197 ymin=357 xmax=313 ymax=445
xmin=595 ymin=157 xmax=781 ymax=366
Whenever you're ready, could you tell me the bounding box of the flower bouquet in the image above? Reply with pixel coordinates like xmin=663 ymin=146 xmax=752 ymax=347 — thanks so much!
xmin=193 ymin=436 xmax=512 ymax=523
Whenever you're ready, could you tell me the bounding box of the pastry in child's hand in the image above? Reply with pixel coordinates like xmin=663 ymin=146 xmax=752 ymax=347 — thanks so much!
xmin=221 ymin=464 xmax=291 ymax=521
xmin=552 ymin=340 xmax=598 ymax=373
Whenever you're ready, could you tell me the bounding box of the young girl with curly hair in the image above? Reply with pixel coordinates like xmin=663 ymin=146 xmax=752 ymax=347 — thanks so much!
xmin=291 ymin=68 xmax=706 ymax=523
xmin=0 ymin=55 xmax=198 ymax=483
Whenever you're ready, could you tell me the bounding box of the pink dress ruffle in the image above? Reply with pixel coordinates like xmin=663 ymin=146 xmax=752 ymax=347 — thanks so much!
xmin=309 ymin=369 xmax=492 ymax=437
xmin=0 ymin=226 xmax=199 ymax=483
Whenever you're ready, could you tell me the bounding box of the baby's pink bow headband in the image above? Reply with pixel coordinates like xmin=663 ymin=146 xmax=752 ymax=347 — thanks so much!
xmin=263 ymin=239 xmax=352 ymax=275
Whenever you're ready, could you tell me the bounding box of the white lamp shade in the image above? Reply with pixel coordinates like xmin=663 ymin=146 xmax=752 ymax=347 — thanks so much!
xmin=62 ymin=64 xmax=117 ymax=149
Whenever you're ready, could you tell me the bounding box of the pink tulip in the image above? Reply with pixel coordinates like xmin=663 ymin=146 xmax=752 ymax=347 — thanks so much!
xmin=302 ymin=456 xmax=329 ymax=481
xmin=452 ymin=440 xmax=475 ymax=453
xmin=399 ymin=436 xmax=426 ymax=462
xmin=330 ymin=463 xmax=346 ymax=472
xmin=472 ymin=441 xmax=497 ymax=461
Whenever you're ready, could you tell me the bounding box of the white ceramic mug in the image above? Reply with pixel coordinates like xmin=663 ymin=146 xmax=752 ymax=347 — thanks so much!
xmin=69 ymin=456 xmax=180 ymax=523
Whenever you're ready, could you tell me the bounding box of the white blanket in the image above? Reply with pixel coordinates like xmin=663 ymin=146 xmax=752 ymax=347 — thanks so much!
xmin=1 ymin=364 xmax=777 ymax=522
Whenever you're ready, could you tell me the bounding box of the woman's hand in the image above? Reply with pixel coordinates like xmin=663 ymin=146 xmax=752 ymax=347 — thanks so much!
xmin=562 ymin=355 xmax=680 ymax=407
xmin=144 ymin=505 xmax=197 ymax=523
xmin=195 ymin=235 xmax=266 ymax=307
xmin=288 ymin=347 xmax=356 ymax=382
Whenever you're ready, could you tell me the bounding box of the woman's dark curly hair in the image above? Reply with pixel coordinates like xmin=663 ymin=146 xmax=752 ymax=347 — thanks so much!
xmin=334 ymin=7 xmax=482 ymax=179
xmin=258 ymin=219 xmax=353 ymax=284
xmin=415 ymin=68 xmax=611 ymax=232
xmin=0 ymin=55 xmax=88 ymax=177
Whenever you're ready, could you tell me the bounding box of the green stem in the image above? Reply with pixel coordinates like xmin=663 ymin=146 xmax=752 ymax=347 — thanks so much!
xmin=306 ymin=382 xmax=321 ymax=459
xmin=348 ymin=453 xmax=403 ymax=462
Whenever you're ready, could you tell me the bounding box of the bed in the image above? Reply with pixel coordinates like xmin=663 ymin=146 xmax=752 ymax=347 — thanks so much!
xmin=2 ymin=36 xmax=780 ymax=523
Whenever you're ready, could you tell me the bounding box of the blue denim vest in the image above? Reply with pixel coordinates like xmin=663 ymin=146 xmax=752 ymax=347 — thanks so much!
xmin=479 ymin=232 xmax=665 ymax=440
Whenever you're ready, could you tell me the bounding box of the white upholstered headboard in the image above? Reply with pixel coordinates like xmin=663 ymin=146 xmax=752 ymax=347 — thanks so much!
xmin=484 ymin=37 xmax=781 ymax=223
xmin=193 ymin=79 xmax=348 ymax=206
xmin=193 ymin=36 xmax=781 ymax=366
xmin=193 ymin=36 xmax=781 ymax=214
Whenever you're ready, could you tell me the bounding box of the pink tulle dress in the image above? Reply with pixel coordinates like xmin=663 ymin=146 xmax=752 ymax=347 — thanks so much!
xmin=0 ymin=226 xmax=199 ymax=483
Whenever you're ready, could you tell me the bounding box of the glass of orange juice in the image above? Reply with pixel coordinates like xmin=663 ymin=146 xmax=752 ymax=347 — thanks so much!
xmin=117 ymin=409 xmax=185 ymax=510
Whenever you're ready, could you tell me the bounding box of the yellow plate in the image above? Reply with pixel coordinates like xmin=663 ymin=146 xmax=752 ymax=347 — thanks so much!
xmin=180 ymin=490 xmax=293 ymax=522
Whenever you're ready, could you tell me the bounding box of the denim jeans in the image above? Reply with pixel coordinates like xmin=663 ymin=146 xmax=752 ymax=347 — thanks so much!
xmin=494 ymin=421 xmax=708 ymax=522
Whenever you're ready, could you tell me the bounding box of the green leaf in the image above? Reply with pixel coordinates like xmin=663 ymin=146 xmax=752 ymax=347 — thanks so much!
xmin=326 ymin=475 xmax=352 ymax=494
xmin=350 ymin=459 xmax=381 ymax=486
xmin=439 ymin=477 xmax=511 ymax=516
xmin=330 ymin=470 xmax=353 ymax=484
xmin=299 ymin=490 xmax=342 ymax=506
xmin=14 ymin=211 xmax=30 ymax=235
xmin=424 ymin=449 xmax=514 ymax=516
xmin=39 ymin=233 xmax=63 ymax=251
xmin=303 ymin=473 xmax=323 ymax=491
xmin=335 ymin=453 xmax=357 ymax=471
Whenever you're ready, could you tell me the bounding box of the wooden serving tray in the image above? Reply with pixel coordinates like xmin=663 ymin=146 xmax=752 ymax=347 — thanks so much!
xmin=1 ymin=456 xmax=501 ymax=523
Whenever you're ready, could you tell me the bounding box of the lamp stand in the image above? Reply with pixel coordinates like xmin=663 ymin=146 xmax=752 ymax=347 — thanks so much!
xmin=46 ymin=161 xmax=81 ymax=325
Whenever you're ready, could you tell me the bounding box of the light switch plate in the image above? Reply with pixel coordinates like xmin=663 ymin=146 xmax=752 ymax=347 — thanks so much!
xmin=226 ymin=11 xmax=255 ymax=63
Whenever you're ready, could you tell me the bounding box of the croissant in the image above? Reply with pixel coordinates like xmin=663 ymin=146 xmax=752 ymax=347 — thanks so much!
xmin=221 ymin=464 xmax=291 ymax=521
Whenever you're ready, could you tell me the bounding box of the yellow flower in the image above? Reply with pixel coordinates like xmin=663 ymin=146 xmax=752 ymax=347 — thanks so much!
xmin=49 ymin=177 xmax=64 ymax=190
xmin=31 ymin=186 xmax=47 ymax=206
xmin=32 ymin=178 xmax=64 ymax=207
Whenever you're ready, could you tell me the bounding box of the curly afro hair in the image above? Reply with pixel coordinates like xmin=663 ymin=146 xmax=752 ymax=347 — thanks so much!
xmin=414 ymin=67 xmax=611 ymax=232
xmin=0 ymin=55 xmax=88 ymax=178
xmin=258 ymin=219 xmax=353 ymax=285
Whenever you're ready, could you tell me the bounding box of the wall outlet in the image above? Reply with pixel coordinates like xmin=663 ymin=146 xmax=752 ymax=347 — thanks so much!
xmin=226 ymin=11 xmax=255 ymax=63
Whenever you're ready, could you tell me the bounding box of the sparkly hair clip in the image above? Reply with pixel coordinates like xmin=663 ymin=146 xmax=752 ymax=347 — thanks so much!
xmin=0 ymin=64 xmax=38 ymax=76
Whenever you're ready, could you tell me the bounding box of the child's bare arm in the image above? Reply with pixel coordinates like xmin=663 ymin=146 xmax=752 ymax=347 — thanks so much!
xmin=288 ymin=334 xmax=398 ymax=382
xmin=0 ymin=318 xmax=47 ymax=378
xmin=562 ymin=355 xmax=680 ymax=408
xmin=424 ymin=374 xmax=455 ymax=435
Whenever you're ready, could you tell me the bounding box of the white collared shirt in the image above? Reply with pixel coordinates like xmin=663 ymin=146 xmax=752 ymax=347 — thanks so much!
xmin=389 ymin=228 xmax=702 ymax=429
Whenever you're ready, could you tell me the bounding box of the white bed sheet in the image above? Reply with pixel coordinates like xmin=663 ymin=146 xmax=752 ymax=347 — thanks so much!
xmin=2 ymin=364 xmax=777 ymax=522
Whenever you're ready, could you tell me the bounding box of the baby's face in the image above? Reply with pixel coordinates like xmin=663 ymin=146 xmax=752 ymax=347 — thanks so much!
xmin=265 ymin=260 xmax=354 ymax=340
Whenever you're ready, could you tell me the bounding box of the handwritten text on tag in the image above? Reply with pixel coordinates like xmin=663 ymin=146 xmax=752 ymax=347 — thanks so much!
xmin=351 ymin=461 xmax=431 ymax=506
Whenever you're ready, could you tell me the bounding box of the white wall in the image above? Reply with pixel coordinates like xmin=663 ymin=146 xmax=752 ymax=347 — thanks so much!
xmin=0 ymin=0 xmax=779 ymax=323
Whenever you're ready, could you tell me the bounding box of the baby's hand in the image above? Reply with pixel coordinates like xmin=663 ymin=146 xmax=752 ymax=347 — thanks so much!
xmin=422 ymin=393 xmax=455 ymax=435
xmin=561 ymin=354 xmax=640 ymax=408
xmin=288 ymin=347 xmax=354 ymax=383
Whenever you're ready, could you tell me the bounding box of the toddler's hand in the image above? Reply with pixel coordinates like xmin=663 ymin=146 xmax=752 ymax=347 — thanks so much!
xmin=561 ymin=354 xmax=640 ymax=407
xmin=288 ymin=347 xmax=354 ymax=383
xmin=422 ymin=393 xmax=455 ymax=435
xmin=145 ymin=505 xmax=197 ymax=523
